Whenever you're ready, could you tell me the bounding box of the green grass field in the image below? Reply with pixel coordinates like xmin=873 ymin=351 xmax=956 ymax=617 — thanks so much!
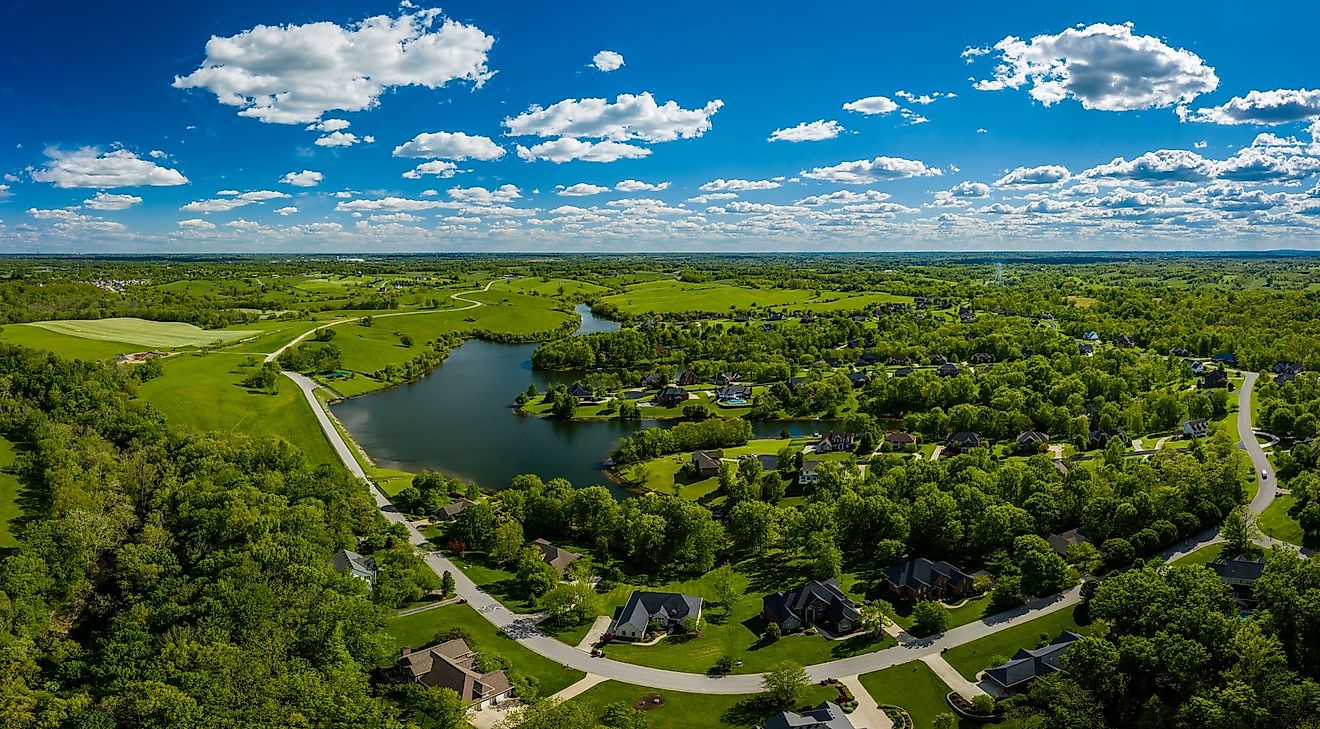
xmin=859 ymin=661 xmax=958 ymax=729
xmin=942 ymin=606 xmax=1100 ymax=682
xmin=598 ymin=279 xmax=908 ymax=316
xmin=1260 ymin=493 xmax=1304 ymax=546
xmin=24 ymin=317 xmax=258 ymax=348
xmin=569 ymin=680 xmax=836 ymax=729
xmin=383 ymin=603 xmax=584 ymax=696
xmin=0 ymin=323 xmax=143 ymax=360
xmin=0 ymin=437 xmax=22 ymax=548
xmin=1170 ymin=543 xmax=1225 ymax=567
xmin=138 ymin=353 xmax=337 ymax=465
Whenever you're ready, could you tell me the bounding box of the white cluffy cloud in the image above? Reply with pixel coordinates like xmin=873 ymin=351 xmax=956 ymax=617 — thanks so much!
xmin=842 ymin=96 xmax=899 ymax=115
xmin=967 ymin=22 xmax=1218 ymax=111
xmin=614 ymin=179 xmax=670 ymax=192
xmin=504 ymin=92 xmax=723 ymax=142
xmin=181 ymin=190 xmax=290 ymax=213
xmin=994 ymin=164 xmax=1070 ymax=187
xmin=800 ymin=157 xmax=942 ymax=184
xmin=699 ymin=178 xmax=781 ymax=192
xmin=83 ymin=192 xmax=144 ymax=211
xmin=402 ymin=161 xmax=460 ymax=179
xmin=592 ymin=50 xmax=625 ymax=72
xmin=1183 ymin=89 xmax=1320 ymax=125
xmin=315 ymin=131 xmax=374 ymax=147
xmin=280 ymin=170 xmax=324 ymax=187
xmin=769 ymin=119 xmax=843 ymax=142
xmin=173 ymin=8 xmax=494 ymax=124
xmin=393 ymin=131 xmax=506 ymax=160
xmin=33 ymin=148 xmax=188 ymax=188
xmin=515 ymin=138 xmax=650 ymax=163
xmin=556 ymin=183 xmax=610 ymax=196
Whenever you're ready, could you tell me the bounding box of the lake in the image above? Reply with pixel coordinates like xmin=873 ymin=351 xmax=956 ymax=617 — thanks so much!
xmin=333 ymin=304 xmax=829 ymax=494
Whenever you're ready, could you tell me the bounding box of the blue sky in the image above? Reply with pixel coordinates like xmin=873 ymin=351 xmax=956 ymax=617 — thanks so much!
xmin=3 ymin=1 xmax=1320 ymax=252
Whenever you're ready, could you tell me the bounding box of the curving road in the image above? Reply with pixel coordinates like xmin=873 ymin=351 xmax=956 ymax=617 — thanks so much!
xmin=283 ymin=358 xmax=1281 ymax=694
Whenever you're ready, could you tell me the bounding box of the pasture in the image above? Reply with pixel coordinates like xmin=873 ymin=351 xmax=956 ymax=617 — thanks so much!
xmin=598 ymin=278 xmax=909 ymax=316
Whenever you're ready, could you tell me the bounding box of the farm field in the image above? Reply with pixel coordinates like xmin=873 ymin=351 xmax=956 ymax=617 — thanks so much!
xmin=570 ymin=680 xmax=837 ymax=729
xmin=598 ymin=279 xmax=908 ymax=316
xmin=24 ymin=317 xmax=258 ymax=348
xmin=0 ymin=323 xmax=143 ymax=360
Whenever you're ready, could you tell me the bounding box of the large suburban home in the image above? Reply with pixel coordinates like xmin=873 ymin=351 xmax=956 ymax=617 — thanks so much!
xmin=884 ymin=431 xmax=918 ymax=451
xmin=715 ymin=383 xmax=753 ymax=404
xmin=1170 ymin=346 xmax=1191 ymax=357
xmin=1186 ymin=359 xmax=1206 ymax=375
xmin=677 ymin=370 xmax=701 ymax=387
xmin=945 ymin=431 xmax=982 ymax=453
xmin=397 ymin=639 xmax=512 ymax=709
xmin=1199 ymin=368 xmax=1230 ymax=389
xmin=691 ymin=450 xmax=723 ymax=478
xmin=607 ymin=591 xmax=703 ymax=641
xmin=984 ymin=631 xmax=1081 ymax=693
xmin=332 ymin=548 xmax=377 ymax=585
xmin=1211 ymin=352 xmax=1238 ymax=366
xmin=929 ymin=354 xmax=949 ymax=365
xmin=1078 ymin=343 xmax=1094 ymax=356
xmin=531 ymin=538 xmax=580 ymax=576
xmin=887 ymin=354 xmax=911 ymax=366
xmin=937 ymin=363 xmax=961 ymax=377
xmin=437 ymin=498 xmax=477 ymax=522
xmin=639 ymin=372 xmax=667 ymax=389
xmin=712 ymin=372 xmax=742 ymax=386
xmin=1015 ymin=431 xmax=1049 ymax=455
xmin=798 ymin=461 xmax=821 ymax=486
xmin=1209 ymin=555 xmax=1267 ymax=607
xmin=762 ymin=579 xmax=861 ymax=635
xmin=765 ymin=701 xmax=856 ymax=729
xmin=1045 ymin=527 xmax=1095 ymax=557
xmin=1082 ymin=331 xmax=1100 ymax=341
xmin=1114 ymin=335 xmax=1137 ymax=348
xmin=892 ymin=366 xmax=915 ymax=378
xmin=566 ymin=382 xmax=595 ymax=402
xmin=654 ymin=385 xmax=691 ymax=408
xmin=815 ymin=431 xmax=855 ymax=453
xmin=1088 ymin=428 xmax=1128 ymax=449
xmin=1182 ymin=418 xmax=1210 ymax=439
xmin=969 ymin=352 xmax=994 ymax=365
xmin=846 ymin=371 xmax=871 ymax=388
xmin=881 ymin=558 xmax=975 ymax=602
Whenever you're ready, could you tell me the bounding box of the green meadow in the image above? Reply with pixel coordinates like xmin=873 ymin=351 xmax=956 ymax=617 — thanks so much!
xmin=24 ymin=317 xmax=258 ymax=348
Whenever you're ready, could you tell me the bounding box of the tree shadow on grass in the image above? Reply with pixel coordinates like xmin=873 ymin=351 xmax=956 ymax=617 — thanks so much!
xmin=831 ymin=631 xmax=888 ymax=658
xmin=720 ymin=696 xmax=787 ymax=727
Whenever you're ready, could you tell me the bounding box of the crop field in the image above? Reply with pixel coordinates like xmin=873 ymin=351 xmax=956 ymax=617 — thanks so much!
xmin=23 ymin=317 xmax=259 ymax=348
xmin=598 ymin=278 xmax=907 ymax=315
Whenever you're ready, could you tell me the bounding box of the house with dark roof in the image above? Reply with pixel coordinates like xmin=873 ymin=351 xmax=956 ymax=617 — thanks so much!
xmin=884 ymin=431 xmax=917 ymax=451
xmin=1211 ymin=352 xmax=1238 ymax=365
xmin=607 ymin=591 xmax=703 ymax=641
xmin=887 ymin=354 xmax=911 ymax=366
xmin=712 ymin=372 xmax=741 ymax=386
xmin=1199 ymin=368 xmax=1230 ymax=389
xmin=1045 ymin=527 xmax=1095 ymax=557
xmin=1186 ymin=359 xmax=1205 ymax=375
xmin=1182 ymin=418 xmax=1209 ymax=439
xmin=881 ymin=558 xmax=974 ymax=602
xmin=1170 ymin=346 xmax=1191 ymax=357
xmin=1114 ymin=335 xmax=1136 ymax=348
xmin=937 ymin=363 xmax=961 ymax=377
xmin=1015 ymin=431 xmax=1049 ymax=455
xmin=786 ymin=376 xmax=806 ymax=392
xmin=567 ymin=382 xmax=595 ymax=402
xmin=945 ymin=431 xmax=982 ymax=453
xmin=715 ymin=383 xmax=753 ymax=403
xmin=969 ymin=352 xmax=994 ymax=365
xmin=984 ymin=631 xmax=1081 ymax=692
xmin=332 ymin=548 xmax=377 ymax=585
xmin=1078 ymin=343 xmax=1094 ymax=356
xmin=892 ymin=367 xmax=914 ymax=378
xmin=798 ymin=461 xmax=821 ymax=486
xmin=677 ymin=370 xmax=701 ymax=386
xmin=655 ymin=385 xmax=691 ymax=408
xmin=762 ymin=579 xmax=861 ymax=634
xmin=1088 ymin=428 xmax=1128 ymax=449
xmin=929 ymin=354 xmax=949 ymax=365
xmin=1209 ymin=555 xmax=1267 ymax=607
xmin=847 ymin=371 xmax=871 ymax=388
xmin=765 ymin=701 xmax=856 ymax=729
xmin=639 ymin=372 xmax=667 ymax=389
xmin=815 ymin=431 xmax=855 ymax=453
xmin=531 ymin=538 xmax=580 ymax=576
xmin=437 ymin=498 xmax=476 ymax=521
xmin=397 ymin=639 xmax=512 ymax=709
xmin=691 ymin=450 xmax=722 ymax=478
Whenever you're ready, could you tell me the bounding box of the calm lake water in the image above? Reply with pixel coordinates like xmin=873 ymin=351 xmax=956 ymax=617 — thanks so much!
xmin=334 ymin=304 xmax=828 ymax=493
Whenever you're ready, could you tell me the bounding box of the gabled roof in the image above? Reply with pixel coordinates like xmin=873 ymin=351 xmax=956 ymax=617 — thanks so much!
xmin=765 ymin=701 xmax=856 ymax=729
xmin=1045 ymin=527 xmax=1094 ymax=556
xmin=531 ymin=538 xmax=580 ymax=574
xmin=947 ymin=431 xmax=981 ymax=447
xmin=763 ymin=579 xmax=860 ymax=627
xmin=332 ymin=548 xmax=376 ymax=578
xmin=882 ymin=558 xmax=972 ymax=592
xmin=440 ymin=498 xmax=476 ymax=519
xmin=1017 ymin=431 xmax=1049 ymax=445
xmin=691 ymin=450 xmax=722 ymax=471
xmin=885 ymin=430 xmax=917 ymax=444
xmin=608 ymin=591 xmax=703 ymax=636
xmin=399 ymin=638 xmax=512 ymax=702
xmin=1208 ymin=555 xmax=1267 ymax=583
xmin=984 ymin=631 xmax=1081 ymax=689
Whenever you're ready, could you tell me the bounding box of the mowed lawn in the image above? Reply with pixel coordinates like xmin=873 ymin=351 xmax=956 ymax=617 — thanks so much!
xmin=1260 ymin=493 xmax=1304 ymax=546
xmin=383 ymin=603 xmax=584 ymax=696
xmin=138 ymin=352 xmax=338 ymax=465
xmin=942 ymin=606 xmax=1100 ymax=682
xmin=1170 ymin=542 xmax=1226 ymax=567
xmin=859 ymin=661 xmax=957 ymax=729
xmin=570 ymin=680 xmax=837 ymax=729
xmin=598 ymin=564 xmax=894 ymax=674
xmin=0 ymin=324 xmax=143 ymax=360
xmin=24 ymin=317 xmax=258 ymax=348
xmin=0 ymin=437 xmax=22 ymax=548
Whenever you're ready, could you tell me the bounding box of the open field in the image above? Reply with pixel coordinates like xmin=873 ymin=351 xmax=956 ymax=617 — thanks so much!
xmin=383 ymin=603 xmax=585 ymax=696
xmin=24 ymin=317 xmax=258 ymax=348
xmin=598 ymin=279 xmax=908 ymax=316
xmin=0 ymin=324 xmax=143 ymax=360
xmin=138 ymin=352 xmax=338 ymax=465
xmin=571 ymin=680 xmax=837 ymax=729
xmin=1260 ymin=493 xmax=1304 ymax=545
xmin=0 ymin=437 xmax=21 ymax=548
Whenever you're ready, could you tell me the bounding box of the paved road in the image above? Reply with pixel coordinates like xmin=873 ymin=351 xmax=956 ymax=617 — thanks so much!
xmin=1239 ymin=372 xmax=1277 ymax=516
xmin=282 ymin=356 xmax=1282 ymax=695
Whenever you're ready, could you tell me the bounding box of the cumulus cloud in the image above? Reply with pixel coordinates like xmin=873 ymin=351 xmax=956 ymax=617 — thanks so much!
xmin=556 ymin=183 xmax=610 ymax=196
xmin=699 ymin=178 xmax=781 ymax=192
xmin=1183 ymin=89 xmax=1320 ymax=125
xmin=27 ymin=208 xmax=126 ymax=234
xmin=515 ymin=138 xmax=651 ymax=163
xmin=315 ymin=131 xmax=373 ymax=147
xmin=592 ymin=50 xmax=625 ymax=72
xmin=402 ymin=160 xmax=460 ymax=179
xmin=968 ymin=22 xmax=1218 ymax=111
xmin=1081 ymin=149 xmax=1214 ymax=183
xmin=895 ymin=90 xmax=956 ymax=105
xmin=177 ymin=218 xmax=216 ymax=230
xmin=280 ymin=170 xmax=323 ymax=187
xmin=83 ymin=192 xmax=143 ymax=211
xmin=796 ymin=190 xmax=893 ymax=206
xmin=768 ymin=119 xmax=844 ymax=142
xmin=842 ymin=96 xmax=899 ymax=115
xmin=275 ymin=206 xmax=299 ymax=215
xmin=173 ymin=8 xmax=494 ymax=124
xmin=308 ymin=119 xmax=351 ymax=132
xmin=504 ymin=92 xmax=722 ymax=142
xmin=393 ymin=131 xmax=505 ymax=160
xmin=800 ymin=156 xmax=942 ymax=184
xmin=181 ymin=190 xmax=290 ymax=213
xmin=994 ymin=164 xmax=1070 ymax=187
xmin=614 ymin=179 xmax=669 ymax=192
xmin=449 ymin=184 xmax=521 ymax=205
xmin=33 ymin=148 xmax=188 ymax=188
